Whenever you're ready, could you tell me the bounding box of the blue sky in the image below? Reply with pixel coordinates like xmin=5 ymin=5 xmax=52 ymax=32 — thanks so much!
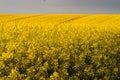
xmin=0 ymin=0 xmax=120 ymax=13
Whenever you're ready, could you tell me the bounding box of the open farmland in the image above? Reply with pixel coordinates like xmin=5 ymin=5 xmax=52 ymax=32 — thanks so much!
xmin=0 ymin=14 xmax=120 ymax=80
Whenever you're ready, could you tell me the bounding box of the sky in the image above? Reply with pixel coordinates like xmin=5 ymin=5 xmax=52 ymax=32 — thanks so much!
xmin=0 ymin=0 xmax=120 ymax=13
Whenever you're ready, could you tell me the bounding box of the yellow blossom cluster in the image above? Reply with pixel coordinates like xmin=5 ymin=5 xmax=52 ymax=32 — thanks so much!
xmin=0 ymin=14 xmax=120 ymax=79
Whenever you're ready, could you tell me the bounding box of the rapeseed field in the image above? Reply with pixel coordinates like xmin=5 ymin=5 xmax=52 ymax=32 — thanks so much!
xmin=0 ymin=14 xmax=120 ymax=80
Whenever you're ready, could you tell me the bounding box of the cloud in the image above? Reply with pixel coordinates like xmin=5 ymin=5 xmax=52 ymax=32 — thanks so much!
xmin=0 ymin=0 xmax=120 ymax=13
